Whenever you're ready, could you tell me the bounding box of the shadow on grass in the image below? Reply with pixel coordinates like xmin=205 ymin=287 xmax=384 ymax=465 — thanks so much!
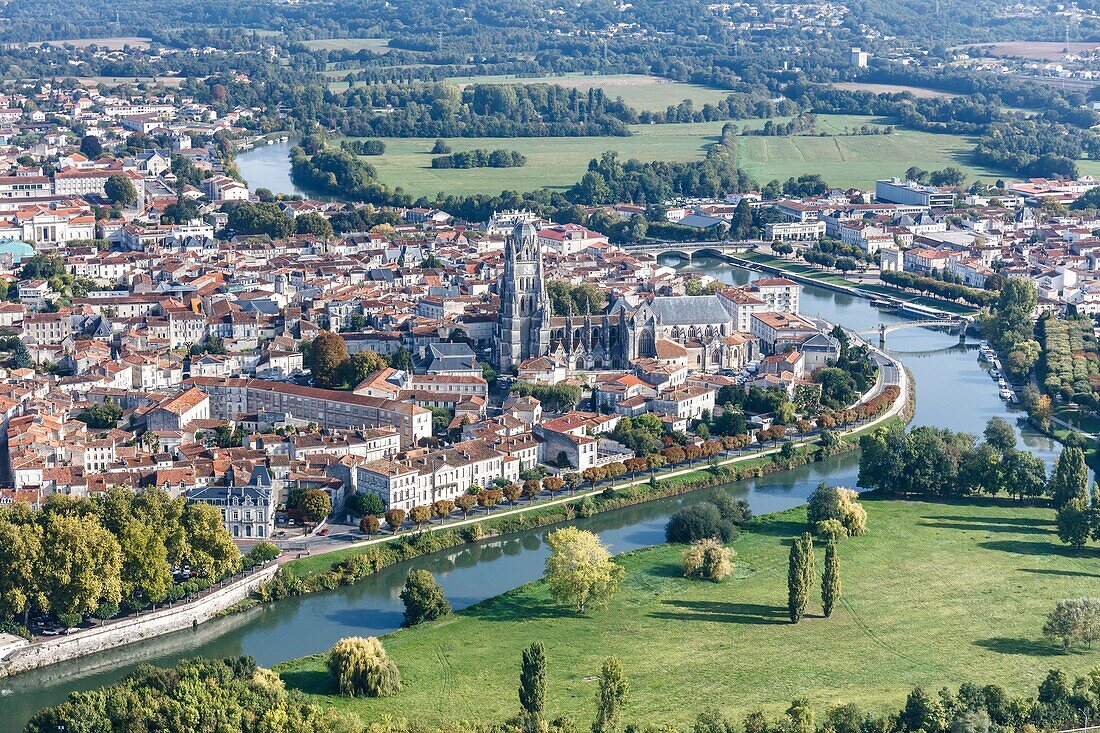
xmin=921 ymin=519 xmax=1051 ymax=536
xmin=462 ymin=591 xmax=566 ymax=623
xmin=281 ymin=668 xmax=334 ymax=695
xmin=647 ymin=562 xmax=687 ymax=580
xmin=650 ymin=599 xmax=788 ymax=625
xmin=926 ymin=514 xmax=1055 ymax=528
xmin=973 ymin=637 xmax=1065 ymax=657
xmin=1019 ymin=567 xmax=1100 ymax=579
xmin=743 ymin=518 xmax=807 ymax=542
xmin=978 ymin=540 xmax=1099 ymax=558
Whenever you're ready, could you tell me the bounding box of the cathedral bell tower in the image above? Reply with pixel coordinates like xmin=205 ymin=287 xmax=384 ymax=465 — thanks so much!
xmin=495 ymin=222 xmax=551 ymax=371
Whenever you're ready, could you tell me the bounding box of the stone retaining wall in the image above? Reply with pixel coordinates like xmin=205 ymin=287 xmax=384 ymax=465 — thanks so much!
xmin=0 ymin=564 xmax=278 ymax=678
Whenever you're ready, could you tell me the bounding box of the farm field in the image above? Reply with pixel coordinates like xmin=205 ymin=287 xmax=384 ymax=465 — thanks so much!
xmin=831 ymin=82 xmax=958 ymax=98
xmin=278 ymin=499 xmax=1100 ymax=726
xmin=442 ymin=73 xmax=737 ymax=113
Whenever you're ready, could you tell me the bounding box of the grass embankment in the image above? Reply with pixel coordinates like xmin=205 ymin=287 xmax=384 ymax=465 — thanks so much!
xmin=279 ymin=498 xmax=1100 ymax=726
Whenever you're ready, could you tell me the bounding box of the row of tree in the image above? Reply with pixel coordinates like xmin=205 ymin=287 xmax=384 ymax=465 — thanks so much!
xmin=0 ymin=489 xmax=240 ymax=628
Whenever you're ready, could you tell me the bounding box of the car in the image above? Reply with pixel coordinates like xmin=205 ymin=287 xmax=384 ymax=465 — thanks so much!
xmin=319 ymin=528 xmax=329 ymax=536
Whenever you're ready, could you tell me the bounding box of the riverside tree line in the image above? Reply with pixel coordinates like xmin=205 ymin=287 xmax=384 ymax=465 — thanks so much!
xmin=0 ymin=489 xmax=245 ymax=632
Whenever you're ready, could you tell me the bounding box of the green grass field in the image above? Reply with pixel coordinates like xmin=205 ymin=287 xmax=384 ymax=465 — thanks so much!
xmin=443 ymin=73 xmax=737 ymax=113
xmin=341 ymin=115 xmax=1013 ymax=197
xmin=302 ymin=38 xmax=391 ymax=52
xmin=831 ymin=82 xmax=958 ymax=99
xmin=278 ymin=499 xmax=1100 ymax=726
xmin=345 ymin=122 xmax=725 ymax=197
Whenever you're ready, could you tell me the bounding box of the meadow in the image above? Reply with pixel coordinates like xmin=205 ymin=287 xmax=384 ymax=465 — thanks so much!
xmin=342 ymin=114 xmax=1008 ymax=197
xmin=830 ymin=82 xmax=957 ymax=99
xmin=278 ymin=498 xmax=1100 ymax=726
xmin=302 ymin=37 xmax=392 ymax=52
xmin=442 ymin=73 xmax=739 ymax=113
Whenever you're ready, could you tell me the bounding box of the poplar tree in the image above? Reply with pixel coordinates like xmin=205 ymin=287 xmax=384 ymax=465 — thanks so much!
xmin=822 ymin=540 xmax=841 ymax=618
xmin=1050 ymin=446 xmax=1089 ymax=508
xmin=519 ymin=641 xmax=546 ymax=718
xmin=787 ymin=536 xmax=808 ymax=623
xmin=593 ymin=657 xmax=628 ymax=733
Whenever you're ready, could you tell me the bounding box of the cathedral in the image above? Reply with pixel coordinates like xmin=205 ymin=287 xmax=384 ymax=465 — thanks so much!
xmin=494 ymin=222 xmax=757 ymax=374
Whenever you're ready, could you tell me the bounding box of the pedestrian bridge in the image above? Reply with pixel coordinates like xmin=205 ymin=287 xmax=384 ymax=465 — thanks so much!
xmin=854 ymin=318 xmax=969 ymax=341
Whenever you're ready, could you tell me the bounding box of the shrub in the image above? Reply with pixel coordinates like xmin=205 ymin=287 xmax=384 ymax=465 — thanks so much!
xmin=815 ymin=519 xmax=848 ymax=541
xmin=327 ymin=636 xmax=402 ymax=697
xmin=665 ymin=503 xmax=736 ymax=544
xmin=681 ymin=538 xmax=736 ymax=582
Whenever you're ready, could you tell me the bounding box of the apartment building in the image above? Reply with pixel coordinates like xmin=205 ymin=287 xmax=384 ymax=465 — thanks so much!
xmin=185 ymin=377 xmax=432 ymax=448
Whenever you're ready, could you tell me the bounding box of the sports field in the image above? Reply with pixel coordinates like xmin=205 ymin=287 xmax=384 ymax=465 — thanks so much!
xmin=278 ymin=499 xmax=1100 ymax=725
xmin=442 ymin=73 xmax=737 ymax=113
xmin=343 ymin=114 xmax=1007 ymax=197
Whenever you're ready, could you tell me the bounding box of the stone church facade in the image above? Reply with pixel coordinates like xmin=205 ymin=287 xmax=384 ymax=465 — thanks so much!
xmin=494 ymin=223 xmax=756 ymax=373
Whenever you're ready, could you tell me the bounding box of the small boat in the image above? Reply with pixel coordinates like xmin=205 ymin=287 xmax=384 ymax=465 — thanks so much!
xmin=280 ymin=135 xmax=289 ymax=142
xmin=266 ymin=139 xmax=274 ymax=145
xmin=989 ymin=369 xmax=1000 ymax=379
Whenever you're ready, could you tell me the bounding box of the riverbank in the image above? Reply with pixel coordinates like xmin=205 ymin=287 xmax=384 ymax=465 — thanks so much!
xmin=277 ymin=495 xmax=1100 ymax=726
xmin=11 ymin=255 xmax=1054 ymax=731
xmin=0 ymin=564 xmax=278 ymax=679
xmin=728 ymin=250 xmax=980 ymax=318
xmin=266 ymin=370 xmax=907 ymax=592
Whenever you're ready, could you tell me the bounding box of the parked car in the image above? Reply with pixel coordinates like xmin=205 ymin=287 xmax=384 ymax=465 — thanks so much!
xmin=319 ymin=528 xmax=329 ymax=536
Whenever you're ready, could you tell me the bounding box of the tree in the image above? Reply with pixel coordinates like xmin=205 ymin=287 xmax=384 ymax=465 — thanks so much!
xmin=327 ymin=636 xmax=401 ymax=697
xmin=592 ymin=656 xmax=628 ymax=733
xmin=519 ymin=641 xmax=547 ymax=719
xmin=454 ymin=494 xmax=477 ymax=518
xmin=478 ymin=489 xmax=502 ymax=514
xmin=294 ymin=212 xmax=334 ymax=238
xmin=348 ymin=491 xmax=385 ymax=517
xmin=665 ymin=503 xmax=736 ymax=544
xmin=40 ymin=513 xmax=122 ymax=619
xmin=899 ymin=687 xmax=945 ymax=733
xmin=75 ymin=400 xmax=122 ymax=429
xmin=359 ymin=515 xmax=380 ymax=535
xmin=504 ymin=484 xmax=523 ymax=505
xmin=1056 ymin=498 xmax=1091 ymax=549
xmin=300 ymin=490 xmax=332 ymax=525
xmin=432 ymin=499 xmax=455 ymax=524
xmin=400 ymin=569 xmax=450 ymax=626
xmin=1001 ymin=449 xmax=1048 ymax=501
xmin=104 ymin=174 xmax=138 ymax=206
xmin=79 ymin=134 xmax=102 ymax=159
xmin=1043 ymin=599 xmax=1085 ymax=651
xmin=787 ymin=533 xmax=813 ymax=623
xmin=309 ymin=331 xmax=349 ymax=388
xmin=821 ymin=540 xmax=841 ymax=618
xmin=0 ymin=515 xmax=44 ymax=623
xmin=544 ymin=527 xmax=625 ymax=614
xmin=179 ymin=502 xmax=239 ymax=580
xmin=405 ymin=505 xmax=429 ymax=530
xmin=384 ymin=508 xmax=406 ymax=534
xmin=1049 ymin=446 xmax=1089 ymax=508
xmin=983 ymin=417 xmax=1016 ymax=453
xmin=681 ymin=538 xmax=735 ymax=582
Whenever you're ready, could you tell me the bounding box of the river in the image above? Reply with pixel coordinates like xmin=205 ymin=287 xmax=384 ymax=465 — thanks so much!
xmin=1 ymin=253 xmax=1060 ymax=731
xmin=235 ymin=139 xmax=306 ymax=197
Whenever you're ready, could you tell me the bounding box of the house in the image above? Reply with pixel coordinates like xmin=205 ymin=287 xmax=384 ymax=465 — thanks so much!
xmin=146 ymin=388 xmax=211 ymax=432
